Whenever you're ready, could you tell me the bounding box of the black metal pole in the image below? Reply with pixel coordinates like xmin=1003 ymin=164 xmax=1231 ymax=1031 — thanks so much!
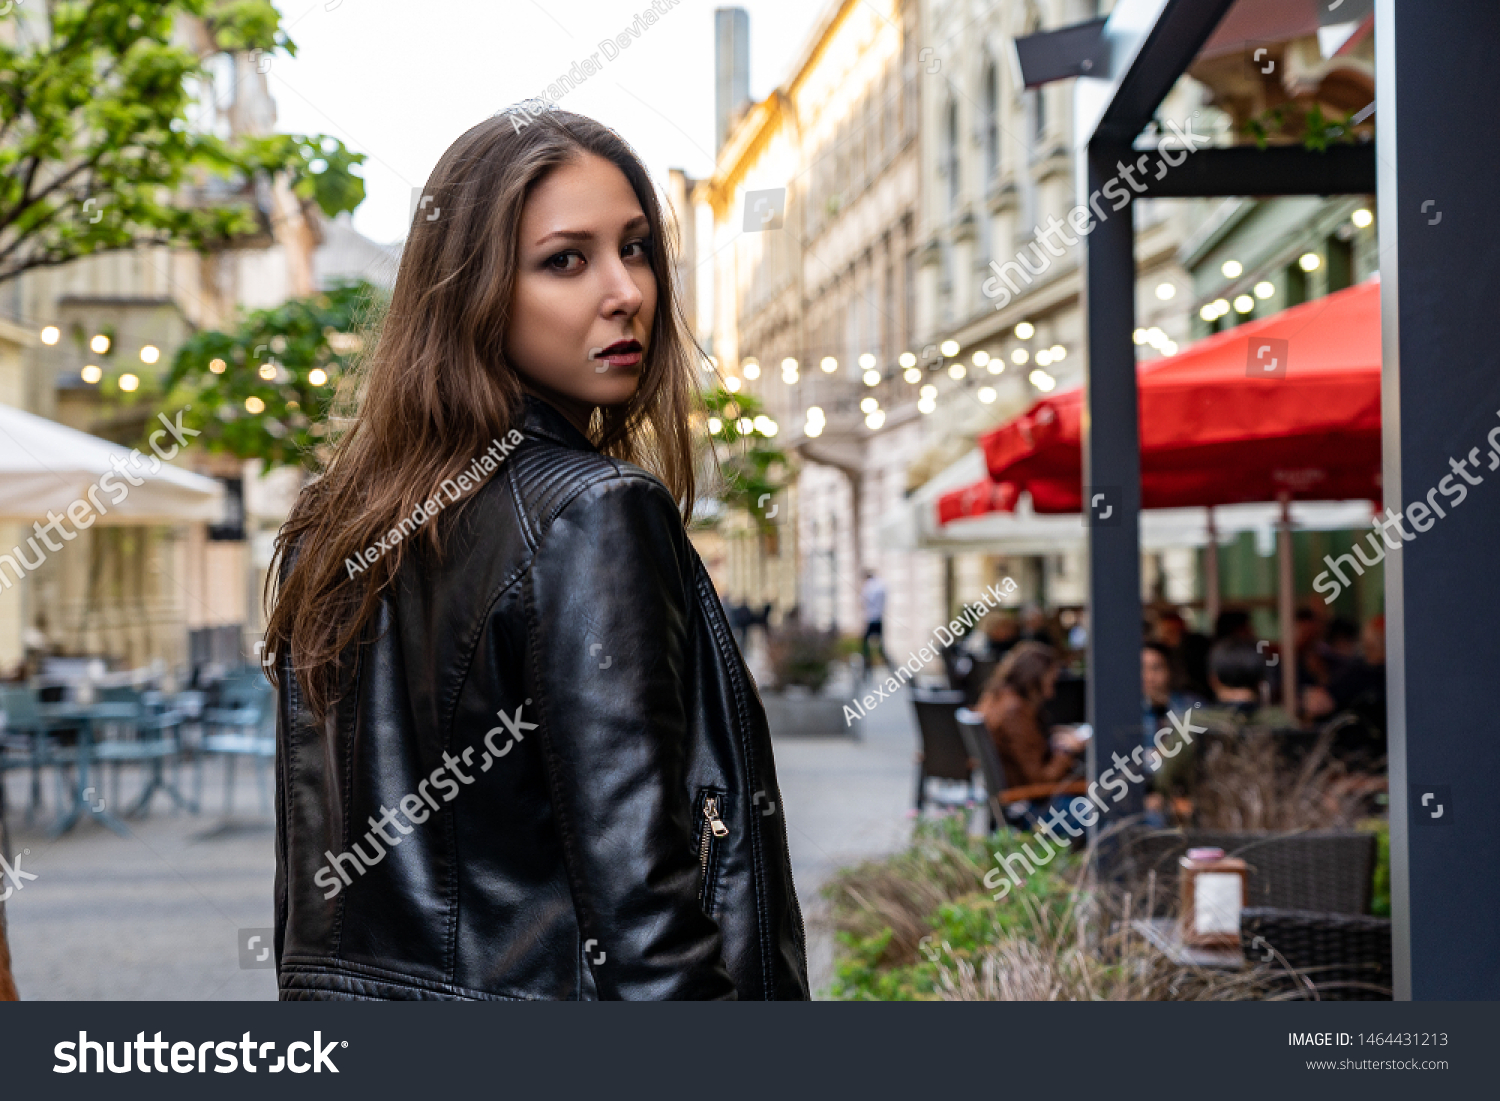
xmin=1378 ymin=0 xmax=1500 ymax=999
xmin=1081 ymin=139 xmax=1143 ymax=826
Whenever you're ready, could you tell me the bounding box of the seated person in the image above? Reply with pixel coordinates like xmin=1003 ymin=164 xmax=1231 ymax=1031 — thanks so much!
xmin=976 ymin=642 xmax=1086 ymax=789
xmin=976 ymin=610 xmax=1020 ymax=662
xmin=1197 ymin=637 xmax=1292 ymax=729
xmin=1154 ymin=609 xmax=1211 ymax=699
xmin=1154 ymin=637 xmax=1291 ymax=804
xmin=1303 ymin=615 xmax=1387 ymax=734
xmin=1141 ymin=641 xmax=1203 ymax=824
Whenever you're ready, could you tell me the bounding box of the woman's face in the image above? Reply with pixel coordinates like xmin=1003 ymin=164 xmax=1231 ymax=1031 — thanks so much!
xmin=506 ymin=153 xmax=657 ymax=430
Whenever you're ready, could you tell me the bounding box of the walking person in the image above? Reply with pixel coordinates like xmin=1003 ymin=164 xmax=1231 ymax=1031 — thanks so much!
xmin=265 ymin=108 xmax=807 ymax=1000
xmin=860 ymin=569 xmax=887 ymax=678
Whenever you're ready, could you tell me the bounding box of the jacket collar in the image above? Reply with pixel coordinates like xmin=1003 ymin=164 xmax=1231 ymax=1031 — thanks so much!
xmin=520 ymin=393 xmax=597 ymax=452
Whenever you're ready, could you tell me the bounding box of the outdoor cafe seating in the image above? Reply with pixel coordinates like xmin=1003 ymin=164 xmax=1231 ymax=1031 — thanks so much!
xmin=0 ymin=662 xmax=276 ymax=837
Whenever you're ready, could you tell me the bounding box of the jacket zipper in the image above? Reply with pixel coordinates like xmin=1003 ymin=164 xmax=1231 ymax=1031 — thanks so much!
xmin=698 ymin=795 xmax=729 ymax=909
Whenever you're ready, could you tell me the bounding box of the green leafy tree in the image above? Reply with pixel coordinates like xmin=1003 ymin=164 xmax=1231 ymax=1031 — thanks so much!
xmin=0 ymin=0 xmax=366 ymax=284
xmin=699 ymin=385 xmax=788 ymax=535
xmin=159 ymin=278 xmax=385 ymax=470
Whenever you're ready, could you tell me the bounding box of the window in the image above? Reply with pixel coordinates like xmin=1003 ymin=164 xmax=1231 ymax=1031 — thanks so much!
xmin=945 ymin=99 xmax=960 ymax=212
xmin=983 ymin=59 xmax=1000 ymax=183
xmin=1030 ymin=87 xmax=1047 ymax=150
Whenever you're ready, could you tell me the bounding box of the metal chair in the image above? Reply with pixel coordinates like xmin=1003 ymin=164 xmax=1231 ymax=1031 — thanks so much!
xmin=0 ymin=687 xmax=51 ymax=825
xmin=909 ymin=688 xmax=977 ymax=812
xmin=198 ymin=674 xmax=275 ymax=816
xmin=90 ymin=691 xmax=195 ymax=817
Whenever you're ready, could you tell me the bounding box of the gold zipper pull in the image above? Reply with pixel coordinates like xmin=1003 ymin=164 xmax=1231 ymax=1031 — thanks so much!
xmin=704 ymin=796 xmax=729 ymax=837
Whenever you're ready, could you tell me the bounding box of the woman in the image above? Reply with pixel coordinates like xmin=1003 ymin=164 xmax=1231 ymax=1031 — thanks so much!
xmin=265 ymin=108 xmax=807 ymax=1000
xmin=977 ymin=642 xmax=1086 ymax=791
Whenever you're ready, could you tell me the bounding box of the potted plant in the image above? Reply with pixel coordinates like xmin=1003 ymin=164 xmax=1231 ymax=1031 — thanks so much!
xmin=760 ymin=619 xmax=852 ymax=738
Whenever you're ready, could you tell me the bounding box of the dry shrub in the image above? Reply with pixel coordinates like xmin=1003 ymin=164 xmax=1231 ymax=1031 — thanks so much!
xmin=1193 ymin=727 xmax=1370 ymax=831
xmin=932 ymin=868 xmax=1286 ymax=1002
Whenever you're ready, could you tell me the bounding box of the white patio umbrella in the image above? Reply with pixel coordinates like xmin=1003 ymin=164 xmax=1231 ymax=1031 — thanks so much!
xmin=0 ymin=402 xmax=224 ymax=524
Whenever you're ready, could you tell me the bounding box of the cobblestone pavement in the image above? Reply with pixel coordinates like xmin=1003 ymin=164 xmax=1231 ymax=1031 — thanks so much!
xmin=1 ymin=672 xmax=917 ymax=1001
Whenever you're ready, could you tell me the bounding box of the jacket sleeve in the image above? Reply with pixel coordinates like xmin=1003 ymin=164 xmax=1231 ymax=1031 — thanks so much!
xmin=521 ymin=472 xmax=737 ymax=1000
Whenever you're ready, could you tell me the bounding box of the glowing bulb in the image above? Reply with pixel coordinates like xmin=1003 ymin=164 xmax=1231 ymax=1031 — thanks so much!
xmin=898 ymin=352 xmax=916 ymax=368
xmin=1014 ymin=322 xmax=1034 ymax=340
xmin=1200 ymin=304 xmax=1217 ymax=321
xmin=859 ymin=353 xmax=876 ymax=369
xmin=1029 ymin=369 xmax=1056 ymax=392
xmin=209 ymin=358 xmax=226 ymax=374
xmin=978 ymin=386 xmax=996 ymax=404
xmin=1234 ymin=294 xmax=1255 ymax=314
xmin=1035 ymin=349 xmax=1053 ymax=367
xmin=743 ymin=361 xmax=760 ymax=380
xmin=1254 ymin=281 xmax=1275 ymax=300
xmin=1156 ymin=282 xmax=1176 ymax=300
xmin=1211 ymin=298 xmax=1230 ymax=317
xmin=782 ymin=369 xmax=799 ymax=384
xmin=904 ymin=368 xmax=922 ymax=384
xmin=971 ymin=350 xmax=990 ymax=367
xmin=707 ymin=417 xmax=722 ymax=434
xmin=987 ymin=360 xmax=1003 ymax=375
xmin=1162 ymin=341 xmax=1179 ymax=356
xmin=1299 ymin=252 xmax=1321 ymax=272
xmin=781 ymin=357 xmax=798 ymax=372
xmin=919 ymin=385 xmax=937 ymax=399
xmin=118 ymin=373 xmax=139 ymax=392
xmin=1133 ymin=328 xmax=1148 ymax=345
xmin=863 ymin=369 xmax=880 ymax=386
xmin=1049 ymin=345 xmax=1065 ymax=360
xmin=725 ymin=376 xmax=742 ymax=392
xmin=864 ymin=409 xmax=886 ymax=430
xmin=1011 ymin=348 xmax=1029 ymax=365
xmin=806 ymin=405 xmax=825 ymax=422
xmin=917 ymin=398 xmax=935 ymax=414
xmin=1351 ymin=208 xmax=1373 ymax=229
xmin=139 ymin=345 xmax=160 ymax=364
xmin=259 ymin=363 xmax=277 ymax=380
xmin=860 ymin=397 xmax=878 ymax=413
xmin=90 ymin=334 xmax=111 ymax=355
xmin=948 ymin=363 xmax=966 ymax=379
xmin=1221 ymin=260 xmax=1242 ymax=278
xmin=81 ymin=364 xmax=102 ymax=384
xmin=244 ymin=395 xmax=264 ymax=413
xmin=737 ymin=417 xmax=754 ymax=434
xmin=820 ymin=356 xmax=837 ymax=373
xmin=804 ymin=421 xmax=823 ymax=437
xmin=939 ymin=339 xmax=960 ymax=357
xmin=308 ymin=368 xmax=328 ymax=386
xmin=40 ymin=326 xmax=60 ymax=345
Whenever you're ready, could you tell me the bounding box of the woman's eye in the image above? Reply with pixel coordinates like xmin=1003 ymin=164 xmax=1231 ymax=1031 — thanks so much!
xmin=546 ymin=250 xmax=584 ymax=273
xmin=624 ymin=238 xmax=651 ymax=259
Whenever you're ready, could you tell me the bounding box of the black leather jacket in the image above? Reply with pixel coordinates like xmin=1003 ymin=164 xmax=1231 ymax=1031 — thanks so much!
xmin=273 ymin=395 xmax=808 ymax=1000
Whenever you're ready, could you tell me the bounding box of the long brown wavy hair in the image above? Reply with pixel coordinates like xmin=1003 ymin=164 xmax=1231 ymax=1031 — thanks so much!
xmin=265 ymin=108 xmax=701 ymax=723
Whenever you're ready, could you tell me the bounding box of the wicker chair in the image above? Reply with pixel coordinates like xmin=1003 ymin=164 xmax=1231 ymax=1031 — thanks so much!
xmin=1110 ymin=828 xmax=1377 ymax=917
xmin=1241 ymin=907 xmax=1393 ymax=1001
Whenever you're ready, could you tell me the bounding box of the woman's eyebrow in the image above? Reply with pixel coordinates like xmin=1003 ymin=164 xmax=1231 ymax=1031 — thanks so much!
xmin=534 ymin=214 xmax=649 ymax=248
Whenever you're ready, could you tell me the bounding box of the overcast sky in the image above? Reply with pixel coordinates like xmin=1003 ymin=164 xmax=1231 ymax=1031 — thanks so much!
xmin=268 ymin=0 xmax=825 ymax=244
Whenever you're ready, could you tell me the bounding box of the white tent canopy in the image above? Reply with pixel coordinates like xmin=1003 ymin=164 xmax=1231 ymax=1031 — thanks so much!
xmin=879 ymin=447 xmax=1376 ymax=552
xmin=0 ymin=403 xmax=224 ymax=524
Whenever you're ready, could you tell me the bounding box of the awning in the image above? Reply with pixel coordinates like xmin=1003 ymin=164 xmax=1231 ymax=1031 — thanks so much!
xmin=979 ymin=278 xmax=1382 ymax=512
xmin=0 ymin=403 xmax=225 ymax=524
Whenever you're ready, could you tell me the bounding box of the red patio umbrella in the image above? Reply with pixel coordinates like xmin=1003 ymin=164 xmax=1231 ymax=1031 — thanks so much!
xmin=971 ymin=278 xmax=1382 ymax=513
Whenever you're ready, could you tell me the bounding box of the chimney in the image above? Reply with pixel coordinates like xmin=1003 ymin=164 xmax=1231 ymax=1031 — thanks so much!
xmin=715 ymin=8 xmax=751 ymax=153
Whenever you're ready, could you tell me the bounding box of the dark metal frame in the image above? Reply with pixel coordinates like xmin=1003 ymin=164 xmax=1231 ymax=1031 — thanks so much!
xmin=1055 ymin=0 xmax=1498 ymax=998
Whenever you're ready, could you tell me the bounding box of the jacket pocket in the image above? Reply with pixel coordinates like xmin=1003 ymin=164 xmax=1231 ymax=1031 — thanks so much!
xmin=694 ymin=788 xmax=730 ymax=916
